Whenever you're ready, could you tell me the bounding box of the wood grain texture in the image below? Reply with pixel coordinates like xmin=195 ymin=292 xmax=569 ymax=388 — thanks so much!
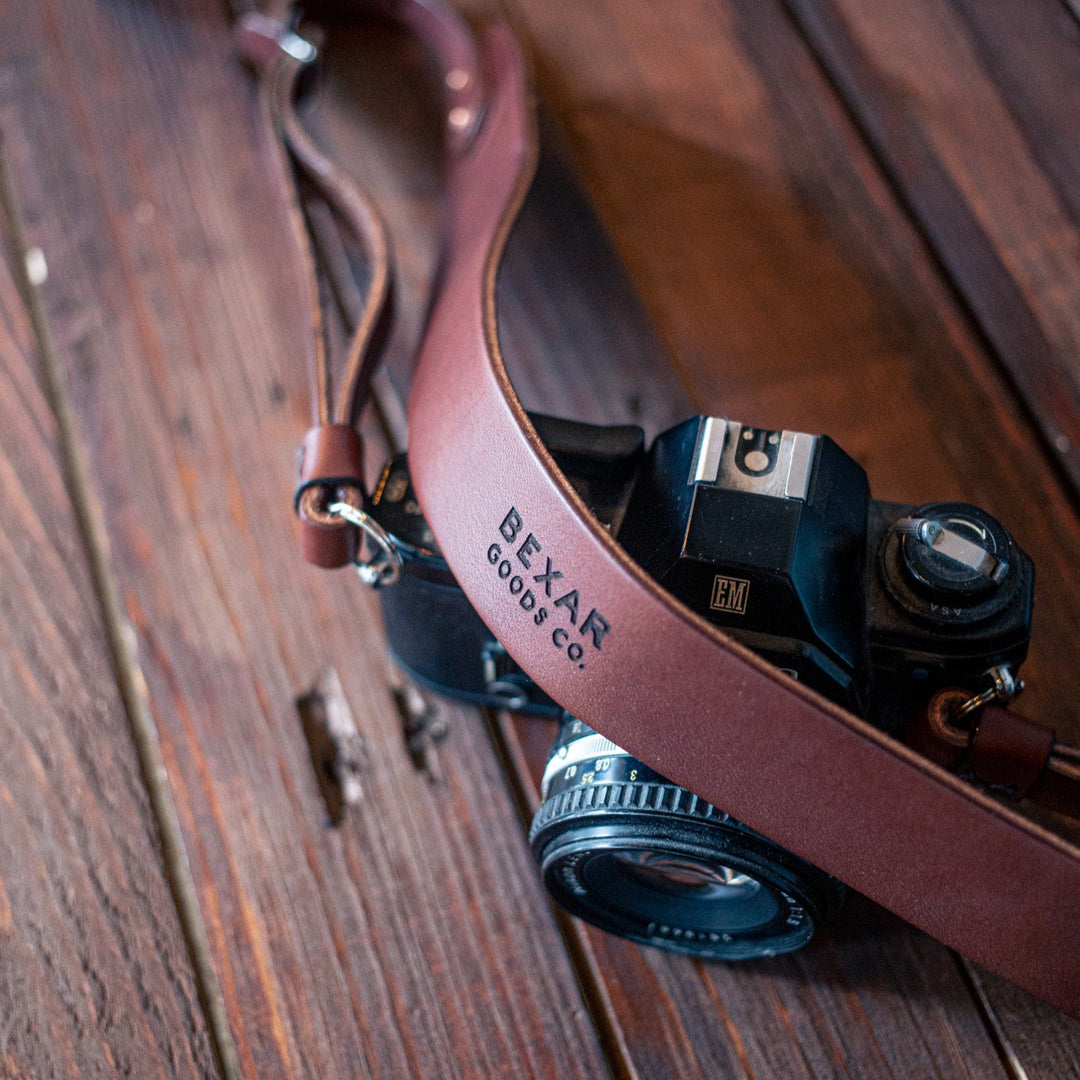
xmin=0 ymin=1 xmax=612 ymax=1077
xmin=0 ymin=156 xmax=217 ymax=1079
xmin=783 ymin=0 xmax=1080 ymax=495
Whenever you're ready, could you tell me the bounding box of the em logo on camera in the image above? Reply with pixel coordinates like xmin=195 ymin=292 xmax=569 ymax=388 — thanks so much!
xmin=711 ymin=574 xmax=750 ymax=615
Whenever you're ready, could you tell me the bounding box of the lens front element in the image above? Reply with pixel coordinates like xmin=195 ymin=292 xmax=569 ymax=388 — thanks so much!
xmin=602 ymin=850 xmax=779 ymax=931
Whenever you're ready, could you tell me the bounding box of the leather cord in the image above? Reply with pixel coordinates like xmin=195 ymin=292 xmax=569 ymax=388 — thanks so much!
xmin=237 ymin=0 xmax=487 ymax=569
xmin=238 ymin=12 xmax=390 ymax=566
xmin=238 ymin=0 xmax=1080 ymax=1018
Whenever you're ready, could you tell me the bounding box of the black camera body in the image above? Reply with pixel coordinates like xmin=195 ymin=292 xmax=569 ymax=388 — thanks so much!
xmin=377 ymin=412 xmax=1032 ymax=725
xmin=373 ymin=413 xmax=1034 ymax=957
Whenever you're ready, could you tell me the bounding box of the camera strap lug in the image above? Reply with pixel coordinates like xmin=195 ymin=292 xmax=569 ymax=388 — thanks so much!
xmin=481 ymin=641 xmax=532 ymax=710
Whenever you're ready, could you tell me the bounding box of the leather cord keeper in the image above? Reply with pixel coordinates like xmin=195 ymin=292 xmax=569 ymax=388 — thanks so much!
xmin=295 ymin=423 xmax=365 ymax=568
xmin=971 ymin=704 xmax=1055 ymax=799
xmin=905 ymin=688 xmax=970 ymax=770
xmin=910 ymin=689 xmax=1080 ymax=814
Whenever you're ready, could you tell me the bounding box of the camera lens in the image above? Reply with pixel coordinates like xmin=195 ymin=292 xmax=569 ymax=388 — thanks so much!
xmin=529 ymin=719 xmax=843 ymax=959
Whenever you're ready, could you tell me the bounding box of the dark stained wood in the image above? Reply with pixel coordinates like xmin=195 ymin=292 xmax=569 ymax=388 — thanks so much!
xmin=5 ymin=0 xmax=1080 ymax=1076
xmin=0 ymin=161 xmax=217 ymax=1077
xmin=783 ymin=0 xmax=1080 ymax=496
xmin=0 ymin=1 xmax=612 ymax=1077
xmin=968 ymin=966 xmax=1080 ymax=1080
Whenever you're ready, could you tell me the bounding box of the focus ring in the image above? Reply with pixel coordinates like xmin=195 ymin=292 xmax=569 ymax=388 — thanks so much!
xmin=530 ymin=780 xmax=729 ymax=839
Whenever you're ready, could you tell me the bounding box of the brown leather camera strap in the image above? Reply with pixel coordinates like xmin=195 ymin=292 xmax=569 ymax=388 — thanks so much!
xmin=237 ymin=1 xmax=1080 ymax=1018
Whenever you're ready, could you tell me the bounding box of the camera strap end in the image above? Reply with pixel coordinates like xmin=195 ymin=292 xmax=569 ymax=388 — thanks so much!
xmin=910 ymin=685 xmax=1079 ymax=815
xmin=295 ymin=423 xmax=366 ymax=569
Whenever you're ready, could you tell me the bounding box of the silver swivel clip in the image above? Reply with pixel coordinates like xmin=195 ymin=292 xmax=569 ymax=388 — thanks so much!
xmin=954 ymin=664 xmax=1022 ymax=722
xmin=327 ymin=499 xmax=403 ymax=588
xmin=298 ymin=485 xmax=403 ymax=588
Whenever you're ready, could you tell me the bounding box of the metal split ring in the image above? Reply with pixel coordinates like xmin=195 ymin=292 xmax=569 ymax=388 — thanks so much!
xmin=297 ymin=485 xmax=402 ymax=585
xmin=326 ymin=499 xmax=403 ymax=587
xmin=298 ymin=484 xmax=361 ymax=527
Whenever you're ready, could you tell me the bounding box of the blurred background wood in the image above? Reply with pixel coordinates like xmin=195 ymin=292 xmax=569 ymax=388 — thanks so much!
xmin=1 ymin=0 xmax=1078 ymax=1077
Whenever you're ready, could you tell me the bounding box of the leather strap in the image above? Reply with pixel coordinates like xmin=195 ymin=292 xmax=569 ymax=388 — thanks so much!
xmin=240 ymin=1 xmax=1080 ymax=1017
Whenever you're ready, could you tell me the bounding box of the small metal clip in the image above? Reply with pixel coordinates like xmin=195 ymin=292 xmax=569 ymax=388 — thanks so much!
xmin=954 ymin=664 xmax=1022 ymax=723
xmin=325 ymin=499 xmax=403 ymax=587
xmin=235 ymin=12 xmax=318 ymax=70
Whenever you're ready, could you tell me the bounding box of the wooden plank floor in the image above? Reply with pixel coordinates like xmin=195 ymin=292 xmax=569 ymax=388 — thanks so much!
xmin=1 ymin=0 xmax=1078 ymax=1077
xmin=0 ymin=150 xmax=218 ymax=1080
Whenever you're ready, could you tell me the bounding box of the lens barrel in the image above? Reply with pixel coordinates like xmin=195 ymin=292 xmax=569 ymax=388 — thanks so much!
xmin=529 ymin=719 xmax=843 ymax=959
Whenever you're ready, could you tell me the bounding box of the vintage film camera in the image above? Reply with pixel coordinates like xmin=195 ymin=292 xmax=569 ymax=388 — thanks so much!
xmin=373 ymin=411 xmax=1033 ymax=958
